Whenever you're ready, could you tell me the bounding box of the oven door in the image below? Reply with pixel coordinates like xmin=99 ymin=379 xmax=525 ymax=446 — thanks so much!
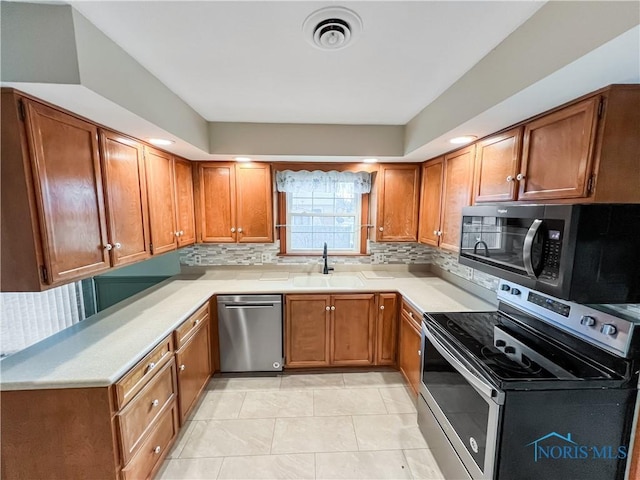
xmin=419 ymin=321 xmax=504 ymax=480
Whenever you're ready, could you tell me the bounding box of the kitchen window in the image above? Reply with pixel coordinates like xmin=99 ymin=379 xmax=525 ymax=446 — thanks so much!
xmin=276 ymin=169 xmax=371 ymax=254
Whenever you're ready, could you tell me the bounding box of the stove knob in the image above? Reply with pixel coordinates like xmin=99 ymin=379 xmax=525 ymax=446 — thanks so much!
xmin=510 ymin=288 xmax=521 ymax=296
xmin=500 ymin=284 xmax=511 ymax=292
xmin=504 ymin=346 xmax=516 ymax=354
xmin=580 ymin=315 xmax=596 ymax=327
xmin=601 ymin=324 xmax=617 ymax=336
xmin=495 ymin=340 xmax=506 ymax=347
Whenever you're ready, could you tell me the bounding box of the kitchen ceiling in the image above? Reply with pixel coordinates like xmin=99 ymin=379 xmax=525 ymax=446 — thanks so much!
xmin=2 ymin=1 xmax=639 ymax=161
xmin=70 ymin=1 xmax=544 ymax=125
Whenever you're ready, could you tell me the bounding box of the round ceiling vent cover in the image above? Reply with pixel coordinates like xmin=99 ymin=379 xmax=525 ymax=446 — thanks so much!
xmin=302 ymin=7 xmax=363 ymax=50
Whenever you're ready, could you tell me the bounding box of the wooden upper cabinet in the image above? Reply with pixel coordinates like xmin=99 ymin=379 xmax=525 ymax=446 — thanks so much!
xmin=519 ymin=97 xmax=599 ymax=201
xmin=196 ymin=162 xmax=273 ymax=243
xmin=473 ymin=127 xmax=523 ymax=203
xmin=24 ymin=99 xmax=111 ymax=284
xmin=418 ymin=158 xmax=444 ymax=247
xmin=330 ymin=294 xmax=376 ymax=366
xmin=376 ymin=164 xmax=420 ymax=242
xmin=285 ymin=295 xmax=331 ymax=368
xmin=440 ymin=145 xmax=474 ymax=252
xmin=375 ymin=293 xmax=398 ymax=366
xmin=173 ymin=157 xmax=196 ymax=247
xmin=99 ymin=130 xmax=151 ymax=267
xmin=145 ymin=146 xmax=178 ymax=255
xmin=235 ymin=163 xmax=273 ymax=243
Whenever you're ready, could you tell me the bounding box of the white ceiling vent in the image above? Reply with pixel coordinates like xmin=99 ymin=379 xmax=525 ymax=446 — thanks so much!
xmin=303 ymin=7 xmax=363 ymax=51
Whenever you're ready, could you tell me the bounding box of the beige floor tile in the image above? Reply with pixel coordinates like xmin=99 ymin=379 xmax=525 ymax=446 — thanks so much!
xmin=378 ymin=387 xmax=417 ymax=414
xmin=239 ymin=390 xmax=314 ymax=418
xmin=179 ymin=418 xmax=275 ymax=458
xmin=218 ymin=454 xmax=315 ymax=479
xmin=343 ymin=371 xmax=406 ymax=389
xmin=280 ymin=373 xmax=345 ymax=390
xmin=313 ymin=388 xmax=387 ymax=416
xmin=315 ymin=450 xmax=413 ymax=479
xmin=156 ymin=457 xmax=223 ymax=479
xmin=352 ymin=414 xmax=428 ymax=451
xmin=208 ymin=376 xmax=282 ymax=392
xmin=167 ymin=420 xmax=199 ymax=458
xmin=271 ymin=416 xmax=358 ymax=454
xmin=402 ymin=449 xmax=446 ymax=480
xmin=192 ymin=391 xmax=246 ymax=420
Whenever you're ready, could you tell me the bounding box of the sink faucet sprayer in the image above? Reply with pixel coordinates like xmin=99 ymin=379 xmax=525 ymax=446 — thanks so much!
xmin=322 ymin=242 xmax=334 ymax=275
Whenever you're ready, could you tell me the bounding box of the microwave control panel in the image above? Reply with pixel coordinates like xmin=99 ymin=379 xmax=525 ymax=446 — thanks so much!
xmin=539 ymin=239 xmax=562 ymax=281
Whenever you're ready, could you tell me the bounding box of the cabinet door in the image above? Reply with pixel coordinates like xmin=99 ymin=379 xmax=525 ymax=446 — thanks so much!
xmin=176 ymin=320 xmax=211 ymax=424
xmin=285 ymin=295 xmax=331 ymax=367
xmin=398 ymin=312 xmax=421 ymax=396
xmin=330 ymin=294 xmax=376 ymax=366
xmin=473 ymin=127 xmax=522 ymax=203
xmin=376 ymin=164 xmax=420 ymax=241
xmin=235 ymin=163 xmax=273 ymax=243
xmin=197 ymin=163 xmax=236 ymax=243
xmin=173 ymin=157 xmax=196 ymax=247
xmin=99 ymin=130 xmax=150 ymax=267
xmin=24 ymin=100 xmax=110 ymax=283
xmin=145 ymin=147 xmax=177 ymax=255
xmin=417 ymin=158 xmax=444 ymax=247
xmin=440 ymin=145 xmax=474 ymax=252
xmin=375 ymin=293 xmax=398 ymax=366
xmin=519 ymin=97 xmax=599 ymax=201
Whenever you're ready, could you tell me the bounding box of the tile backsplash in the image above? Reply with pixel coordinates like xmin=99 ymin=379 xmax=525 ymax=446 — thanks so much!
xmin=179 ymin=241 xmax=500 ymax=292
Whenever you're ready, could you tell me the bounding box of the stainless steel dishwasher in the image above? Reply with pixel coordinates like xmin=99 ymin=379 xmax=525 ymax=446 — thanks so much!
xmin=217 ymin=294 xmax=283 ymax=372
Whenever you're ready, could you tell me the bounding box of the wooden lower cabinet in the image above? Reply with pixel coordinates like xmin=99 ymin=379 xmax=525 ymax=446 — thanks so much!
xmin=175 ymin=317 xmax=211 ymax=424
xmin=285 ymin=293 xmax=397 ymax=368
xmin=398 ymin=302 xmax=422 ymax=396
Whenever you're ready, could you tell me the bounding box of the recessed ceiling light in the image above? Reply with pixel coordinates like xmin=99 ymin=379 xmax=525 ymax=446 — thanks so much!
xmin=235 ymin=156 xmax=251 ymax=162
xmin=449 ymin=135 xmax=477 ymax=145
xmin=363 ymin=158 xmax=378 ymax=163
xmin=148 ymin=138 xmax=174 ymax=146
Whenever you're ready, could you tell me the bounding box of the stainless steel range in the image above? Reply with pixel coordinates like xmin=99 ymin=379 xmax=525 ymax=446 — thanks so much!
xmin=417 ymin=279 xmax=639 ymax=480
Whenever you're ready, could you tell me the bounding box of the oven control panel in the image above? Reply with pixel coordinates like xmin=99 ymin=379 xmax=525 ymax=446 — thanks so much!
xmin=497 ymin=280 xmax=635 ymax=358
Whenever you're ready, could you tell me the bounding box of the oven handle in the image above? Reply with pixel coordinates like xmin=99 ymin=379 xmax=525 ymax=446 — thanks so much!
xmin=523 ymin=219 xmax=542 ymax=277
xmin=423 ymin=325 xmax=503 ymax=404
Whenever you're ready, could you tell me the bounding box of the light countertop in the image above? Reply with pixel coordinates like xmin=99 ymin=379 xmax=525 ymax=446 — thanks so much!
xmin=0 ymin=269 xmax=495 ymax=391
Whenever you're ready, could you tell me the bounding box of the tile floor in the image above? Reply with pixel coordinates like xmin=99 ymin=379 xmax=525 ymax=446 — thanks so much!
xmin=157 ymin=372 xmax=445 ymax=480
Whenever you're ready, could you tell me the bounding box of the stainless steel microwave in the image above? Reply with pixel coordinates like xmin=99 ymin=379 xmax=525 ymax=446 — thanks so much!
xmin=458 ymin=204 xmax=640 ymax=303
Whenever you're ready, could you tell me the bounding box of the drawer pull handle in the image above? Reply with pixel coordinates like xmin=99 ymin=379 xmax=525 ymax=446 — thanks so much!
xmin=194 ymin=319 xmax=200 ymax=326
xmin=409 ymin=312 xmax=414 ymax=318
xmin=153 ymin=446 xmax=161 ymax=454
xmin=180 ymin=364 xmax=186 ymax=371
xmin=147 ymin=362 xmax=156 ymax=372
xmin=152 ymin=399 xmax=159 ymax=407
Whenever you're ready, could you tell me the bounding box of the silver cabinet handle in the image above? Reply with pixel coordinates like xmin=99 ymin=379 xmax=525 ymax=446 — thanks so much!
xmin=325 ymin=306 xmax=330 ymax=311
xmin=194 ymin=319 xmax=200 ymax=326
xmin=380 ymin=305 xmax=385 ymax=310
xmin=330 ymin=305 xmax=336 ymax=311
xmin=147 ymin=362 xmax=156 ymax=372
xmin=231 ymin=227 xmax=236 ymax=233
xmin=516 ymin=173 xmax=525 ymax=181
xmin=104 ymin=244 xmax=113 ymax=251
xmin=238 ymin=227 xmax=243 ymax=233
xmin=114 ymin=242 xmax=121 ymax=249
xmin=379 ymin=227 xmax=384 ymax=231
xmin=153 ymin=446 xmax=161 ymax=454
xmin=506 ymin=175 xmax=514 ymax=182
xmin=152 ymin=399 xmax=159 ymax=407
xmin=409 ymin=312 xmax=414 ymax=318
xmin=180 ymin=364 xmax=186 ymax=371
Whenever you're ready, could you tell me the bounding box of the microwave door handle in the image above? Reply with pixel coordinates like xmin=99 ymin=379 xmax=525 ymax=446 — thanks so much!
xmin=523 ymin=219 xmax=543 ymax=276
xmin=424 ymin=328 xmax=500 ymax=401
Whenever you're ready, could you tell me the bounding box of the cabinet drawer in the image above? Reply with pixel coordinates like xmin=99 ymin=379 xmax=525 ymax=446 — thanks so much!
xmin=174 ymin=303 xmax=209 ymax=349
xmin=401 ymin=299 xmax=422 ymax=329
xmin=118 ymin=359 xmax=177 ymax=465
xmin=115 ymin=335 xmax=174 ymax=409
xmin=121 ymin=402 xmax=178 ymax=480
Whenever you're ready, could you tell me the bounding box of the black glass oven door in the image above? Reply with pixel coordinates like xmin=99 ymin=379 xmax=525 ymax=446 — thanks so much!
xmin=420 ymin=324 xmax=502 ymax=479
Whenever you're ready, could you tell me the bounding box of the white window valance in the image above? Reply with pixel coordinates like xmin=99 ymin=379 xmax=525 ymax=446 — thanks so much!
xmin=275 ymin=170 xmax=372 ymax=194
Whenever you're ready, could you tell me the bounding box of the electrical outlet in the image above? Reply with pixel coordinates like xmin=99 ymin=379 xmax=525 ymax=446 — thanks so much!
xmin=261 ymin=253 xmax=271 ymax=263
xmin=465 ymin=267 xmax=473 ymax=280
xmin=194 ymin=255 xmax=201 ymax=265
xmin=373 ymin=253 xmax=385 ymax=263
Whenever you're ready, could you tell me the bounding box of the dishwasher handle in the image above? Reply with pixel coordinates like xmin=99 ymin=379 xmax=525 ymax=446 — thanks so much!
xmin=223 ymin=303 xmax=279 ymax=309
